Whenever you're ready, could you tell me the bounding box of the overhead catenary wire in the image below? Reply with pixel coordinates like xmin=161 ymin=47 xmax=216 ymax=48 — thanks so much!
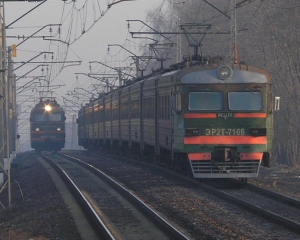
xmin=13 ymin=0 xmax=267 ymax=152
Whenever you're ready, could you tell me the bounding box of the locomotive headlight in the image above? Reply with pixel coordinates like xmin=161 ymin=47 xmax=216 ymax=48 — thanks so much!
xmin=35 ymin=127 xmax=40 ymax=132
xmin=57 ymin=127 xmax=61 ymax=131
xmin=45 ymin=105 xmax=52 ymax=112
xmin=217 ymin=65 xmax=233 ymax=80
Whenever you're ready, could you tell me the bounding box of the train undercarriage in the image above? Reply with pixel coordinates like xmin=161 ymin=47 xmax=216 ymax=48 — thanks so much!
xmin=82 ymin=138 xmax=269 ymax=181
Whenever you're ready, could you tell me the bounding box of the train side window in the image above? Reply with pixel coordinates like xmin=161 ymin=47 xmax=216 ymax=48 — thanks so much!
xmin=274 ymin=96 xmax=280 ymax=111
xmin=172 ymin=93 xmax=182 ymax=113
xmin=228 ymin=92 xmax=262 ymax=111
xmin=166 ymin=96 xmax=170 ymax=119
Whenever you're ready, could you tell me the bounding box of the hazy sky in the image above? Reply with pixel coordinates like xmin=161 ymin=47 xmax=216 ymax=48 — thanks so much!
xmin=5 ymin=0 xmax=164 ymax=103
xmin=4 ymin=0 xmax=166 ymax=150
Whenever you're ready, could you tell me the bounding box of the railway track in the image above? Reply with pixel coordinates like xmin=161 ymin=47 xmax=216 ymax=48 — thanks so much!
xmin=39 ymin=152 xmax=189 ymax=240
xmin=197 ymin=179 xmax=300 ymax=234
xmin=61 ymin=150 xmax=300 ymax=239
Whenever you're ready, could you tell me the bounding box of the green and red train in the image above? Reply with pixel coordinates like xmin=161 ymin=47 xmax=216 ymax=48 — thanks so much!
xmin=30 ymin=97 xmax=66 ymax=152
xmin=77 ymin=61 xmax=273 ymax=179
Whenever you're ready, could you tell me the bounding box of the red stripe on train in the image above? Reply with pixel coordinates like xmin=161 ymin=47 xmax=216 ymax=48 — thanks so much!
xmin=184 ymin=113 xmax=216 ymax=119
xmin=234 ymin=113 xmax=266 ymax=118
xmin=184 ymin=136 xmax=267 ymax=145
xmin=240 ymin=152 xmax=263 ymax=160
xmin=188 ymin=152 xmax=263 ymax=161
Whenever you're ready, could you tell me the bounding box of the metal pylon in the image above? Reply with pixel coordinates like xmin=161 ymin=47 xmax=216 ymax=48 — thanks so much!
xmin=0 ymin=1 xmax=11 ymax=208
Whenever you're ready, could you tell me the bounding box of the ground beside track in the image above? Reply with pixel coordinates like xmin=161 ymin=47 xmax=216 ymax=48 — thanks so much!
xmin=1 ymin=150 xmax=300 ymax=239
xmin=0 ymin=152 xmax=82 ymax=240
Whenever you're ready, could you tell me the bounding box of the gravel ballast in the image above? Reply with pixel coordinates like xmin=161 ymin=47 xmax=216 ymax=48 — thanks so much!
xmin=0 ymin=152 xmax=81 ymax=240
xmin=1 ymin=151 xmax=300 ymax=239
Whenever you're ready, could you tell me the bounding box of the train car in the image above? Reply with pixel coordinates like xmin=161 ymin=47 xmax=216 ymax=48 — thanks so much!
xmin=77 ymin=60 xmax=273 ymax=179
xmin=30 ymin=97 xmax=66 ymax=152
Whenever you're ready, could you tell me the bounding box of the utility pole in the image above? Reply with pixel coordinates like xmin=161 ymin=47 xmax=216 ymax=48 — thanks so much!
xmin=0 ymin=1 xmax=4 ymax=190
xmin=176 ymin=17 xmax=182 ymax=63
xmin=171 ymin=0 xmax=182 ymax=63
xmin=72 ymin=114 xmax=76 ymax=150
xmin=0 ymin=0 xmax=11 ymax=207
xmin=7 ymin=46 xmax=16 ymax=171
xmin=231 ymin=0 xmax=238 ymax=67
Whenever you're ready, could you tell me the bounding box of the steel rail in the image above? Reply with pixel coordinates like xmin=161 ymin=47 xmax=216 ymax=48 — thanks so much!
xmin=197 ymin=180 xmax=300 ymax=234
xmin=60 ymin=153 xmax=190 ymax=240
xmin=82 ymin=150 xmax=300 ymax=235
xmin=39 ymin=153 xmax=115 ymax=240
xmin=230 ymin=178 xmax=300 ymax=210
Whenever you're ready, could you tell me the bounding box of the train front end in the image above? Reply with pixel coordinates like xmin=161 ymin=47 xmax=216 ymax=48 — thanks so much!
xmin=30 ymin=98 xmax=66 ymax=152
xmin=174 ymin=65 xmax=273 ymax=178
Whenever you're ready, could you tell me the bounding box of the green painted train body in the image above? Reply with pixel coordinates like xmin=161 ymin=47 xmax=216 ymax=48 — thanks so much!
xmin=77 ymin=63 xmax=273 ymax=179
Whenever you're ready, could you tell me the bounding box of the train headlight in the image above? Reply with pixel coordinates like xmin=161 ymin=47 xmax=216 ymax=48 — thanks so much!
xmin=217 ymin=65 xmax=233 ymax=80
xmin=57 ymin=127 xmax=61 ymax=131
xmin=45 ymin=105 xmax=52 ymax=112
xmin=35 ymin=127 xmax=40 ymax=132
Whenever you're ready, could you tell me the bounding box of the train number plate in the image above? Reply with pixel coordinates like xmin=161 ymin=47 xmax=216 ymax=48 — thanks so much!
xmin=205 ymin=128 xmax=245 ymax=136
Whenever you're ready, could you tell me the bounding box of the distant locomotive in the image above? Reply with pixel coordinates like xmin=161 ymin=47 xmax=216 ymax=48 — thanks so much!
xmin=77 ymin=60 xmax=273 ymax=180
xmin=30 ymin=97 xmax=66 ymax=152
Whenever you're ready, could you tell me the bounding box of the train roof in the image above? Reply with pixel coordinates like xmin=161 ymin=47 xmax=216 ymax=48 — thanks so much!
xmin=30 ymin=97 xmax=64 ymax=113
xmin=81 ymin=61 xmax=271 ymax=110
xmin=131 ymin=62 xmax=271 ymax=86
xmin=180 ymin=64 xmax=271 ymax=84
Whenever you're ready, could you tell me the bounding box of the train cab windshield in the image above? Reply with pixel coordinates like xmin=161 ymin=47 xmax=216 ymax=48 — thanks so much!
xmin=228 ymin=92 xmax=262 ymax=111
xmin=189 ymin=92 xmax=222 ymax=110
xmin=188 ymin=91 xmax=262 ymax=111
xmin=33 ymin=113 xmax=63 ymax=122
xmin=33 ymin=114 xmax=47 ymax=121
xmin=49 ymin=114 xmax=63 ymax=121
